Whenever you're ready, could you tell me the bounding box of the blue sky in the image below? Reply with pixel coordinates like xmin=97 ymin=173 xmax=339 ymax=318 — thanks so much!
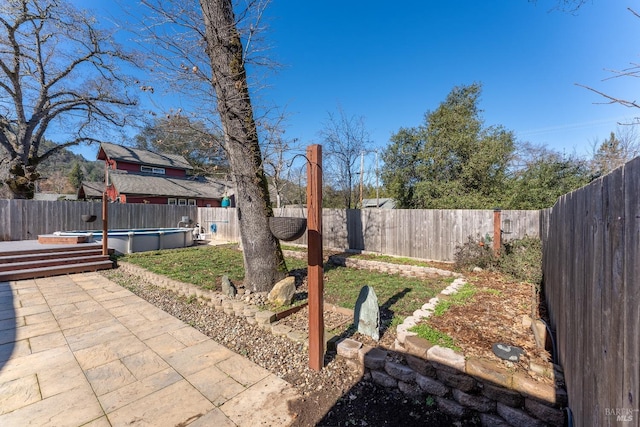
xmin=69 ymin=0 xmax=640 ymax=163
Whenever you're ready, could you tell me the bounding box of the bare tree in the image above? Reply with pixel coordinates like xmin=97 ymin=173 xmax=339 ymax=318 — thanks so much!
xmin=320 ymin=106 xmax=372 ymax=209
xmin=0 ymin=0 xmax=139 ymax=199
xmin=589 ymin=126 xmax=640 ymax=176
xmin=564 ymin=5 xmax=640 ymax=121
xmin=198 ymin=0 xmax=286 ymax=292
xmin=136 ymin=0 xmax=288 ymax=291
xmin=134 ymin=112 xmax=228 ymax=177
xmin=260 ymin=111 xmax=301 ymax=209
xmin=135 ymin=0 xmax=274 ymax=128
xmin=530 ymin=0 xmax=589 ymax=13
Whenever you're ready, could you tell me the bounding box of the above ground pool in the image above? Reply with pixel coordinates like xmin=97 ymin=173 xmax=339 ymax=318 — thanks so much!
xmin=54 ymin=228 xmax=195 ymax=254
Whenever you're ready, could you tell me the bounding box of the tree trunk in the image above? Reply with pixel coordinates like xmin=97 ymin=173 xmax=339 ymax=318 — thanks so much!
xmin=199 ymin=0 xmax=287 ymax=292
xmin=5 ymin=159 xmax=39 ymax=199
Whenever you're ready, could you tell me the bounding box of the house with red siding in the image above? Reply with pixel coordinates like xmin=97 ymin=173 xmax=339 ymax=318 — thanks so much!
xmin=78 ymin=142 xmax=233 ymax=206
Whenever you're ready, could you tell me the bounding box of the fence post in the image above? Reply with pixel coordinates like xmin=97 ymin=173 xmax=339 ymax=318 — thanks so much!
xmin=493 ymin=208 xmax=501 ymax=257
xmin=307 ymin=144 xmax=324 ymax=371
xmin=102 ymin=193 xmax=108 ymax=256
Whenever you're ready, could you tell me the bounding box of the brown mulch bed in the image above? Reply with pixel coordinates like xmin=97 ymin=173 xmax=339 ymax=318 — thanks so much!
xmin=426 ymin=270 xmax=554 ymax=384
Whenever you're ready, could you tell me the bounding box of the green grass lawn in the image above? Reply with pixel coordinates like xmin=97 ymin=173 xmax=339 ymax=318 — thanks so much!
xmin=122 ymin=245 xmax=451 ymax=321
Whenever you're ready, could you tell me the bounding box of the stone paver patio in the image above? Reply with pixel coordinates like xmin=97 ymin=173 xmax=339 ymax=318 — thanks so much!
xmin=0 ymin=272 xmax=300 ymax=426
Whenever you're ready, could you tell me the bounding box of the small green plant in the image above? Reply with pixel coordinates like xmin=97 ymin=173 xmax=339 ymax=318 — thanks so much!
xmin=186 ymin=295 xmax=197 ymax=304
xmin=389 ymin=315 xmax=405 ymax=329
xmin=409 ymin=323 xmax=460 ymax=351
xmin=432 ymin=283 xmax=476 ymax=316
xmin=425 ymin=396 xmax=435 ymax=407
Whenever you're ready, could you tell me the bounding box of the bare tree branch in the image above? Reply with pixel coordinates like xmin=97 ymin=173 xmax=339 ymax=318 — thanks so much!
xmin=0 ymin=0 xmax=140 ymax=198
xmin=576 ymin=83 xmax=640 ymax=109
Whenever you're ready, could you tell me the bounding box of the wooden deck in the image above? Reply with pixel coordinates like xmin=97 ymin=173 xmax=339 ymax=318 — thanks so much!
xmin=0 ymin=240 xmax=114 ymax=281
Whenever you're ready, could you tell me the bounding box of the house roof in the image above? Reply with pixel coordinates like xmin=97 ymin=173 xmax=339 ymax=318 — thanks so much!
xmin=34 ymin=193 xmax=78 ymax=201
xmin=109 ymin=171 xmax=231 ymax=199
xmin=362 ymin=198 xmax=396 ymax=209
xmin=78 ymin=181 xmax=105 ymax=198
xmin=97 ymin=142 xmax=193 ymax=171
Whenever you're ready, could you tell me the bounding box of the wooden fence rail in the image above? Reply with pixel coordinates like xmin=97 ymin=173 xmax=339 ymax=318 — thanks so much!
xmin=197 ymin=207 xmax=541 ymax=262
xmin=542 ymin=157 xmax=639 ymax=426
xmin=0 ymin=200 xmax=196 ymax=241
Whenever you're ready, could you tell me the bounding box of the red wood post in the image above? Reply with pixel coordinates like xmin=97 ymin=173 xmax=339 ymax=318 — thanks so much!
xmin=307 ymin=144 xmax=324 ymax=371
xmin=102 ymin=192 xmax=109 ymax=256
xmin=493 ymin=208 xmax=501 ymax=257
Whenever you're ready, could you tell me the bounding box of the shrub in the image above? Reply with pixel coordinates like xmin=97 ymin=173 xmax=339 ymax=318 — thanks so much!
xmin=498 ymin=236 xmax=542 ymax=285
xmin=454 ymin=234 xmax=543 ymax=287
xmin=454 ymin=233 xmax=498 ymax=271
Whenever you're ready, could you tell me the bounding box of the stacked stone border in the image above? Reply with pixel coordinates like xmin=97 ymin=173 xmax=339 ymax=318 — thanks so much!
xmin=326 ymin=253 xmax=461 ymax=280
xmin=328 ymin=258 xmax=568 ymax=426
xmin=117 ymin=262 xmax=310 ymax=345
xmin=117 ymin=256 xmax=567 ymax=426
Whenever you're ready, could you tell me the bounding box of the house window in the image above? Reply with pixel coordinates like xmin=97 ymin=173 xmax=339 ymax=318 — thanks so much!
xmin=188 ymin=199 xmax=196 ymax=206
xmin=141 ymin=165 xmax=165 ymax=175
xmin=168 ymin=198 xmax=176 ymax=205
xmin=178 ymin=199 xmax=187 ymax=206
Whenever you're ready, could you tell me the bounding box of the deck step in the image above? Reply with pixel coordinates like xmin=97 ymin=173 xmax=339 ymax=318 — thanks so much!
xmin=37 ymin=235 xmax=90 ymax=244
xmin=0 ymin=244 xmax=101 ymax=258
xmin=0 ymin=260 xmax=114 ymax=282
xmin=0 ymin=255 xmax=111 ymax=272
xmin=0 ymin=249 xmax=104 ymax=264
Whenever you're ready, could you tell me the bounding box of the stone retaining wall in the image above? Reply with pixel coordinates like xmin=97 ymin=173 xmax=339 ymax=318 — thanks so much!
xmin=327 ymin=254 xmax=460 ymax=279
xmin=335 ymin=338 xmax=566 ymax=426
xmin=117 ymin=262 xmax=309 ymax=345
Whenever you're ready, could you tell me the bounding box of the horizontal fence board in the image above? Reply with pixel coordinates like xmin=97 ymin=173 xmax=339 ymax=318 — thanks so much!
xmin=0 ymin=200 xmax=196 ymax=240
xmin=196 ymin=207 xmax=540 ymax=262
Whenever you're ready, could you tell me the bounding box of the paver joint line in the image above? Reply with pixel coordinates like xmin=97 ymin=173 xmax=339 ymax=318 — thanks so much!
xmin=0 ymin=271 xmax=300 ymax=427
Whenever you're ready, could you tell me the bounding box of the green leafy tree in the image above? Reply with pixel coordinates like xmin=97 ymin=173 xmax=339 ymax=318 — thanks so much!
xmin=68 ymin=162 xmax=84 ymax=190
xmin=506 ymin=144 xmax=591 ymax=209
xmin=382 ymin=83 xmax=515 ymax=209
xmin=381 ymin=128 xmax=423 ymax=208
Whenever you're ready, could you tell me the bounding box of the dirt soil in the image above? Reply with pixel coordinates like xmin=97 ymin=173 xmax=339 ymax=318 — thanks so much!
xmin=292 ymin=266 xmax=555 ymax=426
xmin=426 ymin=269 xmax=554 ymax=384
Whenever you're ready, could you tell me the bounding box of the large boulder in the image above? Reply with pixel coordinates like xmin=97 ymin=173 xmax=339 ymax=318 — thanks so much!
xmin=267 ymin=276 xmax=296 ymax=306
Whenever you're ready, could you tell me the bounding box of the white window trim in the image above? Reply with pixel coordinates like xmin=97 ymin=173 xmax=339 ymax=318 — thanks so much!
xmin=187 ymin=199 xmax=196 ymax=206
xmin=141 ymin=165 xmax=166 ymax=175
xmin=178 ymin=199 xmax=187 ymax=206
xmin=168 ymin=198 xmax=177 ymax=205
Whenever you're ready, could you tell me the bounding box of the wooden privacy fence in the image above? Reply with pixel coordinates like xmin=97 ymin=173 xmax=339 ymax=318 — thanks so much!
xmin=0 ymin=200 xmax=197 ymax=241
xmin=542 ymin=157 xmax=639 ymax=426
xmin=198 ymin=207 xmax=541 ymax=262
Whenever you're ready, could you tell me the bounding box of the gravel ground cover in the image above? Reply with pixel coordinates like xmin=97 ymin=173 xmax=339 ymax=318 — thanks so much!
xmin=101 ymin=269 xmax=465 ymax=426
